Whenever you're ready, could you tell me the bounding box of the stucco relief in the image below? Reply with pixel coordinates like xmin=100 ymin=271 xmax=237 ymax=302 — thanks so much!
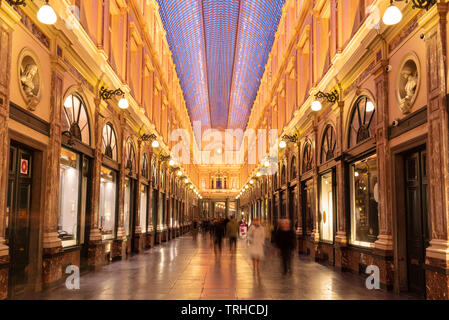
xmin=18 ymin=48 xmax=42 ymax=111
xmin=397 ymin=54 xmax=420 ymax=114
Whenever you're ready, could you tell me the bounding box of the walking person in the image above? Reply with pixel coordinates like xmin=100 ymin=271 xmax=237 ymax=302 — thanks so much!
xmin=213 ymin=218 xmax=225 ymax=255
xmin=192 ymin=218 xmax=199 ymax=241
xmin=274 ymin=219 xmax=296 ymax=275
xmin=226 ymin=216 xmax=239 ymax=253
xmin=247 ymin=218 xmax=265 ymax=274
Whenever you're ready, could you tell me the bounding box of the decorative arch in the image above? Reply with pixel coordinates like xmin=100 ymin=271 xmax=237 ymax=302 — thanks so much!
xmin=125 ymin=138 xmax=136 ymax=172
xmin=348 ymin=95 xmax=376 ymax=148
xmin=102 ymin=123 xmax=118 ymax=161
xmin=302 ymin=140 xmax=313 ymax=173
xmin=141 ymin=153 xmax=149 ymax=179
xmin=321 ymin=125 xmax=336 ymax=163
xmin=62 ymin=92 xmax=91 ymax=145
xmin=290 ymin=156 xmax=297 ymax=180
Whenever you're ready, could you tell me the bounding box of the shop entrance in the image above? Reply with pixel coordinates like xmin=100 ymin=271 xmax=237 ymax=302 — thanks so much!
xmin=404 ymin=148 xmax=429 ymax=296
xmin=7 ymin=142 xmax=34 ymax=298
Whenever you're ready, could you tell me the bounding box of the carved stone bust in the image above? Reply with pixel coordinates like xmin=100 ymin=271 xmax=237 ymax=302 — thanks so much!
xmin=397 ymin=56 xmax=420 ymax=114
xmin=18 ymin=49 xmax=42 ymax=111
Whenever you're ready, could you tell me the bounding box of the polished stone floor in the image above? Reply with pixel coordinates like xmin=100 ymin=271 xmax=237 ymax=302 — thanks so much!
xmin=20 ymin=233 xmax=418 ymax=300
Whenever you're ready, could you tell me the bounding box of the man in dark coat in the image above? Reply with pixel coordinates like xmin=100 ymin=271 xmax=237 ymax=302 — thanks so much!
xmin=274 ymin=219 xmax=296 ymax=275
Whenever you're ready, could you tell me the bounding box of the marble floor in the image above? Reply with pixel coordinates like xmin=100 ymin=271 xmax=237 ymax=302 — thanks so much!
xmin=19 ymin=233 xmax=419 ymax=300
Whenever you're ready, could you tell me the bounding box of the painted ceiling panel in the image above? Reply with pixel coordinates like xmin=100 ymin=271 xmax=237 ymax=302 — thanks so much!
xmin=157 ymin=0 xmax=285 ymax=135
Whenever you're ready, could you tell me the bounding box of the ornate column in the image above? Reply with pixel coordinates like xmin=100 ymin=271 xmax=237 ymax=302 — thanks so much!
xmin=112 ymin=115 xmax=126 ymax=259
xmin=133 ymin=139 xmax=143 ymax=252
xmin=423 ymin=3 xmax=449 ymax=300
xmin=296 ymin=140 xmax=303 ymax=253
xmin=310 ymin=122 xmax=320 ymax=260
xmin=41 ymin=56 xmax=67 ymax=285
xmin=373 ymin=58 xmax=394 ymax=287
xmin=0 ymin=1 xmax=20 ymax=299
xmin=335 ymin=100 xmax=348 ymax=270
xmin=88 ymin=98 xmax=106 ymax=268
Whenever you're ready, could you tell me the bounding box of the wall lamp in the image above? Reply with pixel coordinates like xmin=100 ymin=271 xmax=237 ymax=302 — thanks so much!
xmin=312 ymin=90 xmax=339 ymax=112
xmin=99 ymin=86 xmax=128 ymax=109
xmin=282 ymin=133 xmax=298 ymax=144
xmin=7 ymin=0 xmax=57 ymax=25
xmin=6 ymin=0 xmax=28 ymax=5
xmin=383 ymin=0 xmax=435 ymax=26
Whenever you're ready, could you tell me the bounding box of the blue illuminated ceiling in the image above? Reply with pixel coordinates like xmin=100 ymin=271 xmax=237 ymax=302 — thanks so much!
xmin=157 ymin=0 xmax=285 ymax=132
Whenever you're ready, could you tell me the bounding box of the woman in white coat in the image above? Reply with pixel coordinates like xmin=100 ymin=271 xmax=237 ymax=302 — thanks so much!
xmin=247 ymin=218 xmax=265 ymax=274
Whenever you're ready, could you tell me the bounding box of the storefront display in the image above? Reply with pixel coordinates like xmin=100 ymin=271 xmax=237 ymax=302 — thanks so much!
xmin=99 ymin=166 xmax=117 ymax=240
xmin=319 ymin=172 xmax=334 ymax=242
xmin=58 ymin=148 xmax=80 ymax=247
xmin=140 ymin=185 xmax=148 ymax=233
xmin=350 ymin=155 xmax=379 ymax=247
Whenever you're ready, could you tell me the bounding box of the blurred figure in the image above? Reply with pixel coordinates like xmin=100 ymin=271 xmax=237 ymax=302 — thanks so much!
xmin=274 ymin=219 xmax=296 ymax=275
xmin=247 ymin=218 xmax=265 ymax=274
xmin=213 ymin=218 xmax=225 ymax=255
xmin=192 ymin=218 xmax=199 ymax=241
xmin=226 ymin=216 xmax=239 ymax=253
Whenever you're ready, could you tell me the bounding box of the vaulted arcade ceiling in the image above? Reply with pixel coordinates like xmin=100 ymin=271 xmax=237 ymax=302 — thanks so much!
xmin=157 ymin=0 xmax=285 ymax=134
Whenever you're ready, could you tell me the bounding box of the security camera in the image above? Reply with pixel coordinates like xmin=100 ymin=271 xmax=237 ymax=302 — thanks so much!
xmin=392 ymin=120 xmax=400 ymax=127
xmin=420 ymin=34 xmax=425 ymax=40
xmin=385 ymin=65 xmax=392 ymax=72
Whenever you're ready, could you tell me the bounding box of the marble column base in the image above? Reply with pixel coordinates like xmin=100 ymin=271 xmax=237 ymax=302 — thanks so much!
xmin=0 ymin=255 xmax=9 ymax=300
xmin=425 ymin=257 xmax=449 ymax=300
xmin=42 ymin=247 xmax=63 ymax=286
xmin=132 ymin=234 xmax=144 ymax=253
xmin=88 ymin=242 xmax=105 ymax=269
xmin=112 ymin=239 xmax=126 ymax=260
xmin=156 ymin=232 xmax=162 ymax=244
xmin=145 ymin=233 xmax=154 ymax=248
xmin=161 ymin=231 xmax=168 ymax=242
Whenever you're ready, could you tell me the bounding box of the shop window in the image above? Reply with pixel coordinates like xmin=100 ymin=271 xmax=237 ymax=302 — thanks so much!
xmin=302 ymin=141 xmax=313 ymax=173
xmin=99 ymin=166 xmax=117 ymax=240
xmin=140 ymin=184 xmax=148 ymax=233
xmin=348 ymin=96 xmax=375 ymax=148
xmin=58 ymin=148 xmax=80 ymax=247
xmin=160 ymin=169 xmax=165 ymax=189
xmin=350 ymin=155 xmax=379 ymax=247
xmin=291 ymin=156 xmax=297 ymax=180
xmin=321 ymin=125 xmax=336 ymax=163
xmin=102 ymin=123 xmax=118 ymax=161
xmin=281 ymin=164 xmax=286 ymax=185
xmin=319 ymin=171 xmax=334 ymax=242
xmin=141 ymin=154 xmax=149 ymax=179
xmin=302 ymin=179 xmax=314 ymax=236
xmin=125 ymin=139 xmax=136 ymax=172
xmin=62 ymin=93 xmax=90 ymax=145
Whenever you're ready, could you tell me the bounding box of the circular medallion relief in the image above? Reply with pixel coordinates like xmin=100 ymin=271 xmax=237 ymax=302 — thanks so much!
xmin=397 ymin=53 xmax=420 ymax=115
xmin=18 ymin=48 xmax=42 ymax=111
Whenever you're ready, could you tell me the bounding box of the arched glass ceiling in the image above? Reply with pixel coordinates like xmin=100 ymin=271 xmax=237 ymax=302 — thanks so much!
xmin=157 ymin=0 xmax=285 ymax=133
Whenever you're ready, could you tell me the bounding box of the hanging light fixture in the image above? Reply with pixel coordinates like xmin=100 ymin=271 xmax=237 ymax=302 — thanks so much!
xmin=279 ymin=140 xmax=287 ymax=149
xmin=264 ymin=160 xmax=270 ymax=168
xmin=383 ymin=1 xmax=402 ymax=25
xmin=366 ymin=101 xmax=375 ymax=112
xmin=37 ymin=0 xmax=57 ymax=25
xmin=311 ymin=100 xmax=322 ymax=112
xmin=169 ymin=159 xmax=175 ymax=166
xmin=151 ymin=140 xmax=159 ymax=148
xmin=118 ymin=97 xmax=129 ymax=110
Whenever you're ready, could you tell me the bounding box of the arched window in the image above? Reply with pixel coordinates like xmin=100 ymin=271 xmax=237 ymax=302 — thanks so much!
xmin=141 ymin=154 xmax=149 ymax=179
xmin=152 ymin=159 xmax=157 ymax=186
xmin=321 ymin=125 xmax=336 ymax=163
xmin=62 ymin=93 xmax=90 ymax=145
xmin=291 ymin=156 xmax=297 ymax=180
xmin=281 ymin=164 xmax=287 ymax=185
xmin=302 ymin=141 xmax=313 ymax=173
xmin=102 ymin=123 xmax=117 ymax=161
xmin=348 ymin=96 xmax=376 ymax=148
xmin=160 ymin=169 xmax=165 ymax=189
xmin=125 ymin=139 xmax=136 ymax=171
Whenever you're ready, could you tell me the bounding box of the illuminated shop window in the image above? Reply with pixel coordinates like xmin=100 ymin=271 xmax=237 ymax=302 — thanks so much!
xmin=102 ymin=123 xmax=118 ymax=161
xmin=140 ymin=184 xmax=148 ymax=233
xmin=290 ymin=156 xmax=297 ymax=180
xmin=302 ymin=179 xmax=314 ymax=236
xmin=62 ymin=94 xmax=90 ymax=145
xmin=319 ymin=172 xmax=334 ymax=243
xmin=58 ymin=148 xmax=80 ymax=247
xmin=99 ymin=166 xmax=117 ymax=240
xmin=350 ymin=155 xmax=379 ymax=247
